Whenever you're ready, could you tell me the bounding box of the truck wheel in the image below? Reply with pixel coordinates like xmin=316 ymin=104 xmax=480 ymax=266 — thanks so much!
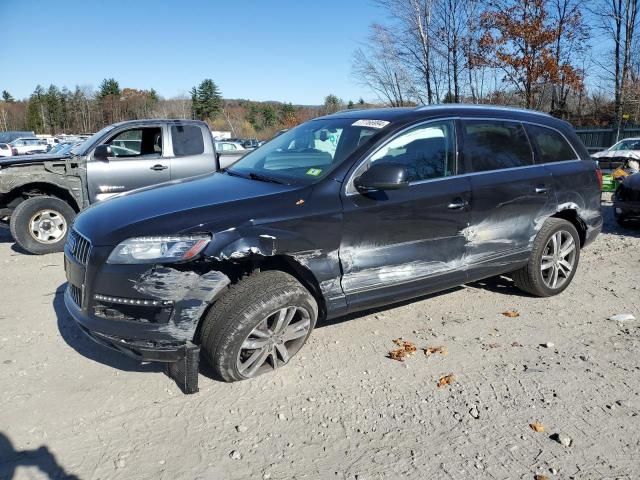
xmin=512 ymin=218 xmax=581 ymax=297
xmin=9 ymin=196 xmax=76 ymax=254
xmin=199 ymin=270 xmax=318 ymax=382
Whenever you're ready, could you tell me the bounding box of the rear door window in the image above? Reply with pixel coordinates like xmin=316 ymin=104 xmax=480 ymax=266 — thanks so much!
xmin=462 ymin=120 xmax=533 ymax=172
xmin=172 ymin=125 xmax=204 ymax=156
xmin=524 ymin=124 xmax=578 ymax=163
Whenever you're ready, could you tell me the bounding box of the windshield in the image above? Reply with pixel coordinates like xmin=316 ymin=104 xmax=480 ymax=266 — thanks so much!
xmin=610 ymin=139 xmax=640 ymax=151
xmin=70 ymin=124 xmax=116 ymax=155
xmin=227 ymin=118 xmax=386 ymax=183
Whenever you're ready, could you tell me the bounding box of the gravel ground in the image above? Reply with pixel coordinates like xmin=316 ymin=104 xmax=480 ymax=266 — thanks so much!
xmin=1 ymin=200 xmax=639 ymax=480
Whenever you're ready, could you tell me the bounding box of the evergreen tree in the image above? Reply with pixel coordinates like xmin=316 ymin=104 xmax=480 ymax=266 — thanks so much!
xmin=347 ymin=100 xmax=355 ymax=109
xmin=26 ymin=85 xmax=46 ymax=132
xmin=97 ymin=78 xmax=121 ymax=99
xmin=323 ymin=94 xmax=342 ymax=114
xmin=191 ymin=79 xmax=222 ymax=120
xmin=1 ymin=90 xmax=14 ymax=102
xmin=261 ymin=104 xmax=277 ymax=127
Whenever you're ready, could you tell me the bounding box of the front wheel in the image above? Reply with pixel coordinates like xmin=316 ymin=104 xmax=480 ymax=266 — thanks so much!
xmin=199 ymin=270 xmax=318 ymax=382
xmin=9 ymin=196 xmax=76 ymax=254
xmin=512 ymin=218 xmax=581 ymax=297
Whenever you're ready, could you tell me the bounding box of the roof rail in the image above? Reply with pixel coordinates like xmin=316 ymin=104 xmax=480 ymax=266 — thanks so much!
xmin=415 ymin=104 xmax=552 ymax=118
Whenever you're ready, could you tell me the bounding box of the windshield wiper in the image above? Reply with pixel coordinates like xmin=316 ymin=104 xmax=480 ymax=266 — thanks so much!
xmin=225 ymin=169 xmax=288 ymax=185
xmin=248 ymin=172 xmax=289 ymax=185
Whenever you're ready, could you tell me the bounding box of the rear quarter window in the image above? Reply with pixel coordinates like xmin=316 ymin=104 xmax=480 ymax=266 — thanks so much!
xmin=525 ymin=124 xmax=577 ymax=163
xmin=462 ymin=120 xmax=533 ymax=172
xmin=172 ymin=125 xmax=205 ymax=156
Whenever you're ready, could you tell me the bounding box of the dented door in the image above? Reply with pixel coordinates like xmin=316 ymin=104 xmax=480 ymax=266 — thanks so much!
xmin=339 ymin=119 xmax=471 ymax=311
xmin=460 ymin=119 xmax=557 ymax=275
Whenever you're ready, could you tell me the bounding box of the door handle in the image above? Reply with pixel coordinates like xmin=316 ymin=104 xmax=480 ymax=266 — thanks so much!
xmin=535 ymin=186 xmax=548 ymax=194
xmin=150 ymin=164 xmax=168 ymax=171
xmin=448 ymin=198 xmax=467 ymax=210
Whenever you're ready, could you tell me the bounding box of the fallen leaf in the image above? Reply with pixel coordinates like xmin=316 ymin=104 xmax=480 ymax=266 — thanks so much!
xmin=388 ymin=348 xmax=408 ymax=362
xmin=534 ymin=475 xmax=550 ymax=480
xmin=529 ymin=421 xmax=545 ymax=432
xmin=511 ymin=341 xmax=523 ymax=347
xmin=424 ymin=345 xmax=448 ymax=356
xmin=437 ymin=374 xmax=456 ymax=388
xmin=388 ymin=339 xmax=417 ymax=361
xmin=482 ymin=342 xmax=500 ymax=350
xmin=502 ymin=310 xmax=520 ymax=318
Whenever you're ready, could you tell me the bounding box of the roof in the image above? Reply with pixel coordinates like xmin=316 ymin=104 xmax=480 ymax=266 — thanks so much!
xmin=321 ymin=104 xmax=563 ymax=127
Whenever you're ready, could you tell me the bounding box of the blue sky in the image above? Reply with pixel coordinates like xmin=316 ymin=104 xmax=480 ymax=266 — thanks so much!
xmin=0 ymin=0 xmax=381 ymax=104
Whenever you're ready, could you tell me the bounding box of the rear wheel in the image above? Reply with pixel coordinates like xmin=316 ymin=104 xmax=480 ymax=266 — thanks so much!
xmin=199 ymin=270 xmax=318 ymax=382
xmin=9 ymin=196 xmax=76 ymax=254
xmin=512 ymin=218 xmax=580 ymax=297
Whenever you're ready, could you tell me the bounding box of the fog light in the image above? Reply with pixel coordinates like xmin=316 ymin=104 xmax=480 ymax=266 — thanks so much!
xmin=94 ymin=294 xmax=173 ymax=307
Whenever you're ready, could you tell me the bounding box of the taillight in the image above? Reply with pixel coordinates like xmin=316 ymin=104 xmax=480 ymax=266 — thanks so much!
xmin=595 ymin=168 xmax=603 ymax=191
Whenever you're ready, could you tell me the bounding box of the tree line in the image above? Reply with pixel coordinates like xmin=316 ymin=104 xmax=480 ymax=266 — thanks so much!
xmin=353 ymin=0 xmax=640 ymax=129
xmin=0 ymin=78 xmax=363 ymax=139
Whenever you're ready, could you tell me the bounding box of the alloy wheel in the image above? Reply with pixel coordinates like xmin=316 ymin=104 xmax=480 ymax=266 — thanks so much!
xmin=540 ymin=230 xmax=576 ymax=289
xmin=236 ymin=306 xmax=311 ymax=378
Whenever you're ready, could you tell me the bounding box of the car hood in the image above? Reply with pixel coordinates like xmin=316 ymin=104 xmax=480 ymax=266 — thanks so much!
xmin=592 ymin=150 xmax=640 ymax=159
xmin=73 ymin=172 xmax=302 ymax=246
xmin=0 ymin=153 xmax=71 ymax=167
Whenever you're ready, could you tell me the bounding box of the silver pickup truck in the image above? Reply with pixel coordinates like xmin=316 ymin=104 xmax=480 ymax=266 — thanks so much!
xmin=0 ymin=119 xmax=245 ymax=254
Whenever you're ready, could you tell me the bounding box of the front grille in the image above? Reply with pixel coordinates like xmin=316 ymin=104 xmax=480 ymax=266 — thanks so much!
xmin=69 ymin=284 xmax=83 ymax=307
xmin=67 ymin=228 xmax=91 ymax=265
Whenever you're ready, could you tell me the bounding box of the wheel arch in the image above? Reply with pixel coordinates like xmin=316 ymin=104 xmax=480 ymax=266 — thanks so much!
xmin=550 ymin=208 xmax=587 ymax=247
xmin=4 ymin=182 xmax=80 ymax=212
xmin=191 ymin=254 xmax=328 ymax=344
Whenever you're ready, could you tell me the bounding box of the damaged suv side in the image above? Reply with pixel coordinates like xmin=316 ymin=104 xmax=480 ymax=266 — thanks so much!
xmin=64 ymin=105 xmax=602 ymax=387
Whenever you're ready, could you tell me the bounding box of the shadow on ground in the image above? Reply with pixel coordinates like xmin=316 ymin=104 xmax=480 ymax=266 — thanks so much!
xmin=0 ymin=432 xmax=79 ymax=480
xmin=53 ymin=283 xmax=162 ymax=373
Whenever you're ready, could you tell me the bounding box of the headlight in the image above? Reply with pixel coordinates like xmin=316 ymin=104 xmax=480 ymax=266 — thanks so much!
xmin=107 ymin=235 xmax=211 ymax=264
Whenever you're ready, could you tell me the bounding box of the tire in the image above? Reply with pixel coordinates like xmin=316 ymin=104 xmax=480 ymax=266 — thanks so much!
xmin=9 ymin=196 xmax=76 ymax=254
xmin=199 ymin=270 xmax=318 ymax=382
xmin=614 ymin=208 xmax=628 ymax=227
xmin=512 ymin=218 xmax=581 ymax=297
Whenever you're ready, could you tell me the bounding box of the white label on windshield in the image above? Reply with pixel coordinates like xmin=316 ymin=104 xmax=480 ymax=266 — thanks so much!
xmin=352 ymin=119 xmax=390 ymax=129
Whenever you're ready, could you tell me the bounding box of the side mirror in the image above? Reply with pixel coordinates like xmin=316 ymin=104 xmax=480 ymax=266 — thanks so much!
xmin=94 ymin=144 xmax=112 ymax=161
xmin=354 ymin=162 xmax=409 ymax=193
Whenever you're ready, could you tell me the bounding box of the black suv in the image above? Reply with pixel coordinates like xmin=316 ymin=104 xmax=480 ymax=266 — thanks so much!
xmin=64 ymin=105 xmax=602 ymax=384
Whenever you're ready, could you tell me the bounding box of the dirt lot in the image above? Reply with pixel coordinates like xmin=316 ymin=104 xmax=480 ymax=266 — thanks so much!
xmin=1 ymin=200 xmax=639 ymax=480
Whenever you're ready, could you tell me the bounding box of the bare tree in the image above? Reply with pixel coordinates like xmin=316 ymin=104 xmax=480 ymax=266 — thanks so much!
xmin=353 ymin=24 xmax=413 ymax=106
xmin=596 ymin=0 xmax=639 ymax=135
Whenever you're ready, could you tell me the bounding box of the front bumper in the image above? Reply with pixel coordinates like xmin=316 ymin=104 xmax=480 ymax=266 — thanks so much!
xmin=63 ymin=236 xmax=230 ymax=364
xmin=613 ymin=199 xmax=640 ymax=219
xmin=64 ymin=287 xmax=187 ymax=362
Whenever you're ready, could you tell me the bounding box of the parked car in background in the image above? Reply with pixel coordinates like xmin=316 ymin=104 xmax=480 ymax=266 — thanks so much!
xmin=0 ymin=143 xmax=12 ymax=157
xmin=614 ymin=172 xmax=640 ymax=225
xmin=47 ymin=142 xmax=80 ymax=156
xmin=0 ymin=131 xmax=35 ymax=144
xmin=242 ymin=138 xmax=259 ymax=149
xmin=592 ymin=137 xmax=640 ymax=170
xmin=0 ymin=119 xmax=225 ymax=254
xmin=9 ymin=137 xmax=48 ymax=155
xmin=215 ymin=141 xmax=245 ymax=151
xmin=63 ymin=105 xmax=602 ymax=390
